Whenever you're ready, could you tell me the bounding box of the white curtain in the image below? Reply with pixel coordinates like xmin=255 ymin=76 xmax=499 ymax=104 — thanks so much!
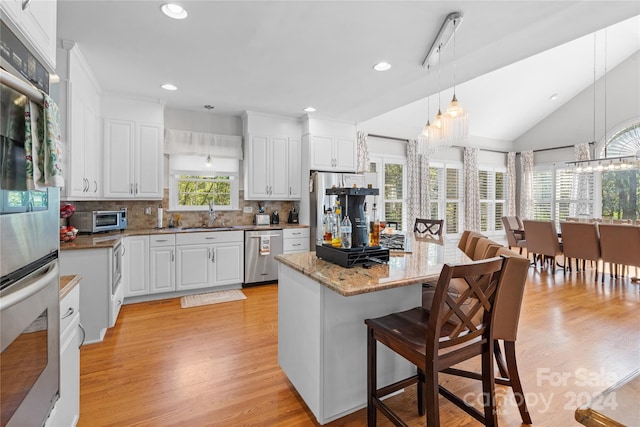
xmin=573 ymin=143 xmax=591 ymax=217
xmin=406 ymin=139 xmax=420 ymax=231
xmin=407 ymin=140 xmax=431 ymax=231
xmin=164 ymin=128 xmax=243 ymax=159
xmin=356 ymin=131 xmax=369 ymax=173
xmin=420 ymin=153 xmax=430 ymax=220
xmin=463 ymin=147 xmax=480 ymax=232
xmin=507 ymin=152 xmax=517 ymax=216
xmin=519 ymin=150 xmax=534 ymax=220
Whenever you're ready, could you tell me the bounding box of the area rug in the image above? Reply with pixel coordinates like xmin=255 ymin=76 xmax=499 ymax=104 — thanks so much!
xmin=180 ymin=289 xmax=246 ymax=309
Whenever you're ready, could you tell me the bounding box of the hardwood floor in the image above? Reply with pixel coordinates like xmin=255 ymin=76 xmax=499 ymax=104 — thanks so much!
xmin=78 ymin=268 xmax=639 ymax=426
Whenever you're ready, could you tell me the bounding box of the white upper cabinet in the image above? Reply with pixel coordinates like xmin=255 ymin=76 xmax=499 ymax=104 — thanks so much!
xmin=303 ymin=116 xmax=356 ymax=172
xmin=102 ymin=96 xmax=164 ymax=199
xmin=242 ymin=112 xmax=302 ymax=200
xmin=57 ymin=42 xmax=102 ymax=200
xmin=0 ymin=0 xmax=57 ymax=71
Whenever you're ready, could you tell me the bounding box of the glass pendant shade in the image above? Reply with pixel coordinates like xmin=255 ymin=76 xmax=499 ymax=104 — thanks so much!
xmin=442 ymin=94 xmax=468 ymax=143
xmin=446 ymin=94 xmax=464 ymax=117
xmin=204 ymin=154 xmax=213 ymax=168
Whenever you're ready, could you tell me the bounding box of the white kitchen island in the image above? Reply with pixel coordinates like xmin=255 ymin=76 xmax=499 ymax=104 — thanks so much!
xmin=276 ymin=236 xmax=468 ymax=424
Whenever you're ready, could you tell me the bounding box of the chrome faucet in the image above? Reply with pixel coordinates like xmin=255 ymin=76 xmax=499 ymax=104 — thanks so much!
xmin=208 ymin=200 xmax=217 ymax=226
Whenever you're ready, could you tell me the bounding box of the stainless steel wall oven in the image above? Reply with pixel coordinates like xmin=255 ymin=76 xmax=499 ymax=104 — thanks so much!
xmin=1 ymin=32 xmax=60 ymax=426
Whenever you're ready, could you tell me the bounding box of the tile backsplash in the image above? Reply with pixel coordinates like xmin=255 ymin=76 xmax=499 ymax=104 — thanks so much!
xmin=65 ymin=189 xmax=297 ymax=229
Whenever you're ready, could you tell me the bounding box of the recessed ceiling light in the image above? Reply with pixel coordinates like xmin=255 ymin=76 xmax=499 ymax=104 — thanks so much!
xmin=303 ymin=107 xmax=316 ymax=113
xmin=373 ymin=62 xmax=391 ymax=71
xmin=549 ymin=93 xmax=558 ymax=101
xmin=161 ymin=83 xmax=178 ymax=91
xmin=161 ymin=3 xmax=188 ymax=20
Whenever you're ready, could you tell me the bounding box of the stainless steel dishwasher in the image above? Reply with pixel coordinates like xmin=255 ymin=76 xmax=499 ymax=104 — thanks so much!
xmin=244 ymin=229 xmax=283 ymax=286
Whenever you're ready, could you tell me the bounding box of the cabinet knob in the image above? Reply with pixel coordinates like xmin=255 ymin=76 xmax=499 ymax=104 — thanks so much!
xmin=61 ymin=307 xmax=74 ymax=319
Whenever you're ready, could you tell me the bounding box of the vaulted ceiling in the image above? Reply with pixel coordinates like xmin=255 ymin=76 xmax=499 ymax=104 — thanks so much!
xmin=57 ymin=1 xmax=640 ymax=141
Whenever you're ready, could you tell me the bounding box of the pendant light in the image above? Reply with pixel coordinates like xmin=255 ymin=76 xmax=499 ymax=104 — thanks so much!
xmin=417 ymin=66 xmax=442 ymax=154
xmin=433 ymin=46 xmax=448 ymax=150
xmin=443 ymin=15 xmax=468 ymax=142
xmin=204 ymin=104 xmax=214 ymax=168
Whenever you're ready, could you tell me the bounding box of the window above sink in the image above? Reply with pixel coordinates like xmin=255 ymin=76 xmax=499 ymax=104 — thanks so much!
xmin=168 ymin=155 xmax=239 ymax=212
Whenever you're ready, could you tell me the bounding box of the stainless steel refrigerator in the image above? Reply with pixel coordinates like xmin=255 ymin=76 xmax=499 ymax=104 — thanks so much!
xmin=309 ymin=171 xmax=377 ymax=248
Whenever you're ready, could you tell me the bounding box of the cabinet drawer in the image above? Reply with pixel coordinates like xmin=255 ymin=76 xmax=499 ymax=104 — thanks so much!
xmin=176 ymin=230 xmax=243 ymax=245
xmin=150 ymin=234 xmax=176 ymax=247
xmin=283 ymin=228 xmax=309 ymax=239
xmin=283 ymin=237 xmax=309 ymax=253
xmin=60 ymin=284 xmax=80 ymax=334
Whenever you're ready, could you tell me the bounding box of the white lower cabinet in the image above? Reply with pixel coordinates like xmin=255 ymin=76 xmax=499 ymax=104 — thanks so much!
xmin=46 ymin=283 xmax=81 ymax=427
xmin=283 ymin=228 xmax=310 ymax=254
xmin=150 ymin=235 xmax=176 ymax=294
xmin=176 ymin=231 xmax=244 ymax=291
xmin=59 ymin=248 xmax=111 ymax=344
xmin=123 ymin=235 xmax=149 ymax=297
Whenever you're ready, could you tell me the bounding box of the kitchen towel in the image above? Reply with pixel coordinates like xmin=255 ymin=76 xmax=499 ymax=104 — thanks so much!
xmin=25 ymin=94 xmax=64 ymax=190
xmin=260 ymin=235 xmax=270 ymax=256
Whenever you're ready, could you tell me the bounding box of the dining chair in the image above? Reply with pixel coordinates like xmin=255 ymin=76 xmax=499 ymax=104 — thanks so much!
xmin=458 ymin=230 xmax=472 ymax=252
xmin=422 ymin=237 xmax=502 ymax=310
xmin=502 ymin=216 xmax=527 ymax=254
xmin=441 ymin=247 xmax=533 ymax=424
xmin=386 ymin=221 xmax=399 ymax=230
xmin=414 ymin=218 xmax=444 ymax=236
xmin=366 ymin=256 xmax=507 ymax=426
xmin=472 ymin=237 xmax=503 ymax=261
xmin=598 ymin=224 xmax=640 ymax=281
xmin=559 ymin=221 xmax=601 ymax=278
xmin=462 ymin=231 xmax=486 ymax=258
xmin=522 ymin=220 xmax=564 ymax=273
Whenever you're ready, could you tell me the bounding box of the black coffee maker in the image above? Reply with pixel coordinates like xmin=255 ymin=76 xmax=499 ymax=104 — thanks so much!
xmin=288 ymin=205 xmax=299 ymax=224
xmin=271 ymin=210 xmax=280 ymax=224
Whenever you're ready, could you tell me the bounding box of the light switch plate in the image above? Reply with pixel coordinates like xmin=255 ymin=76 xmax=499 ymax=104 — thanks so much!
xmin=144 ymin=207 xmax=151 ymax=215
xmin=243 ymin=206 xmax=254 ymax=214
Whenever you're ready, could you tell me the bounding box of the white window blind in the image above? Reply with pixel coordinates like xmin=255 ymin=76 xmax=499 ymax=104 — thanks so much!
xmin=429 ymin=163 xmax=463 ymax=235
xmin=533 ymin=169 xmax=553 ymax=221
xmin=479 ymin=168 xmax=506 ymax=233
xmin=532 ymin=165 xmax=595 ymax=225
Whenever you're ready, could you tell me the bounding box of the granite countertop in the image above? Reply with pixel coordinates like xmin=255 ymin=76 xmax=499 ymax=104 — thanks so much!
xmin=60 ymin=224 xmax=309 ymax=250
xmin=275 ymin=235 xmax=469 ymax=297
xmin=60 ymin=274 xmax=82 ymax=300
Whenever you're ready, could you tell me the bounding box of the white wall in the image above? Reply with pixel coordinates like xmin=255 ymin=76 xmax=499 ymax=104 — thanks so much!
xmin=165 ymin=108 xmax=242 ymax=136
xmin=514 ymin=51 xmax=640 ymax=161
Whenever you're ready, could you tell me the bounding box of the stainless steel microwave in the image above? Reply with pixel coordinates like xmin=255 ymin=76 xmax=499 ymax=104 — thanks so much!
xmin=69 ymin=209 xmax=127 ymax=233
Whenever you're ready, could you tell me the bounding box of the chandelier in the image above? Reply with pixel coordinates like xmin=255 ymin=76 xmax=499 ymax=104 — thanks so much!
xmin=566 ymin=29 xmax=640 ymax=172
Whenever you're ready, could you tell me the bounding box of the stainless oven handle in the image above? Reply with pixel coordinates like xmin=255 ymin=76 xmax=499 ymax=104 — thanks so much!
xmin=78 ymin=323 xmax=86 ymax=348
xmin=0 ymin=262 xmax=58 ymax=311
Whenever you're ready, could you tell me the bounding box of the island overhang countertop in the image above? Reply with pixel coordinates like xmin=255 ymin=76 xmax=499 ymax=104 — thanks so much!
xmin=275 ymin=236 xmax=468 ymax=297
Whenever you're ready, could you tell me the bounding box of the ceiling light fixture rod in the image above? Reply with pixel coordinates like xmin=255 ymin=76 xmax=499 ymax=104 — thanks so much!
xmin=422 ymin=12 xmax=463 ymax=68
